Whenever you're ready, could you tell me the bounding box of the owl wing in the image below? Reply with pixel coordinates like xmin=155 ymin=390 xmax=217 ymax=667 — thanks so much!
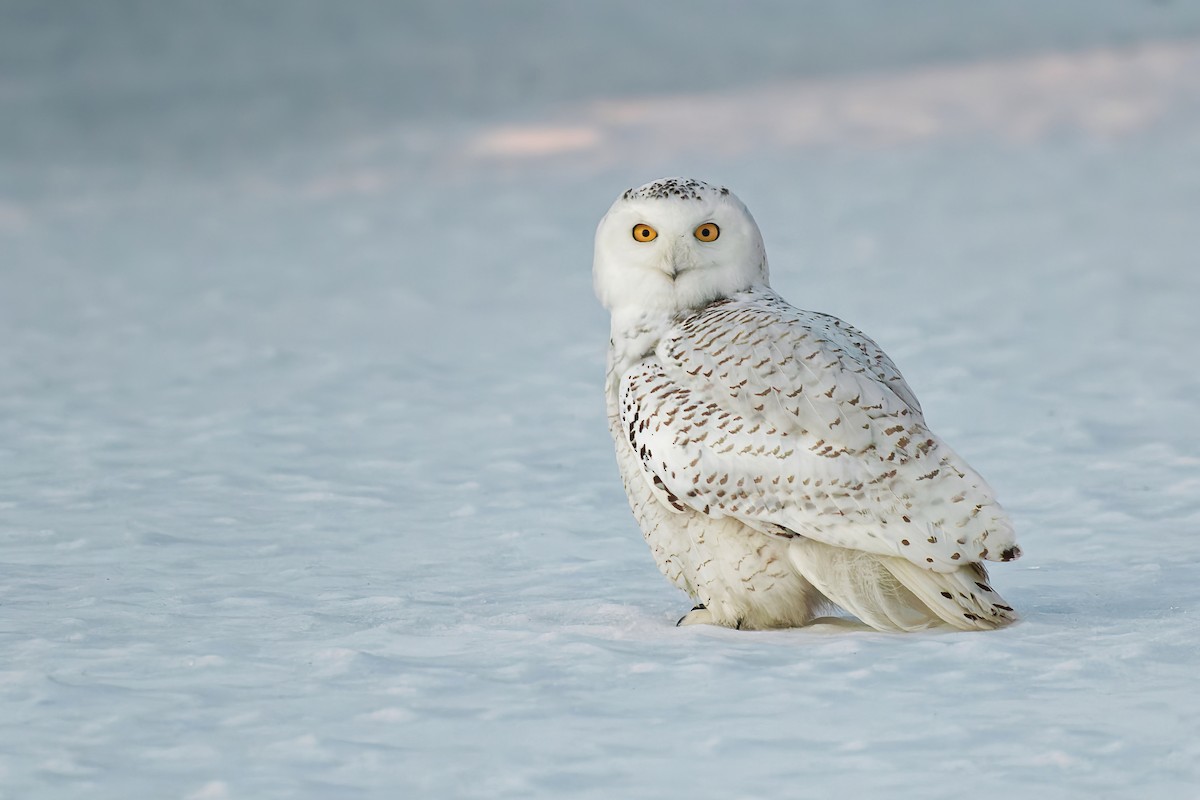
xmin=619 ymin=288 xmax=1019 ymax=572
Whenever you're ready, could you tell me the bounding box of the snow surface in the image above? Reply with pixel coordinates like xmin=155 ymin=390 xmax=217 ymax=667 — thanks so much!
xmin=3 ymin=2 xmax=1200 ymax=798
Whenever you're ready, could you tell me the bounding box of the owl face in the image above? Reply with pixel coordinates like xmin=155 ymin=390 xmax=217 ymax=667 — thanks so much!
xmin=594 ymin=178 xmax=769 ymax=315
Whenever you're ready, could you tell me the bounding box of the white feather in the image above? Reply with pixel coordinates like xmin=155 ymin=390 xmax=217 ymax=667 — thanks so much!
xmin=597 ymin=178 xmax=1020 ymax=631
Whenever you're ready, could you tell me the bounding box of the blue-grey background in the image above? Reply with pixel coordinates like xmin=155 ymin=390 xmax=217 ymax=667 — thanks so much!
xmin=3 ymin=3 xmax=1199 ymax=798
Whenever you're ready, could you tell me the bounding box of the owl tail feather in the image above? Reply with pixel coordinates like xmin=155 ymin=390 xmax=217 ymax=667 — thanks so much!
xmin=883 ymin=557 xmax=1018 ymax=631
xmin=787 ymin=539 xmax=1017 ymax=633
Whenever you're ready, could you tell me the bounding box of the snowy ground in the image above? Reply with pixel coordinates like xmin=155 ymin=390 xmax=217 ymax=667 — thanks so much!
xmin=3 ymin=3 xmax=1200 ymax=798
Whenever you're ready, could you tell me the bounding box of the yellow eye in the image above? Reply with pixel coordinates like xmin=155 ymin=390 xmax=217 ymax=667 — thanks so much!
xmin=632 ymin=223 xmax=658 ymax=242
xmin=694 ymin=223 xmax=720 ymax=242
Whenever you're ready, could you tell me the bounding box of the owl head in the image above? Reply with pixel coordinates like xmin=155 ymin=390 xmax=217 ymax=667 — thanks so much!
xmin=593 ymin=178 xmax=769 ymax=316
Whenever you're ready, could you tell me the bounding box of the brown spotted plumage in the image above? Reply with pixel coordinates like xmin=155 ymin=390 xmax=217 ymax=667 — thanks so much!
xmin=594 ymin=178 xmax=1020 ymax=632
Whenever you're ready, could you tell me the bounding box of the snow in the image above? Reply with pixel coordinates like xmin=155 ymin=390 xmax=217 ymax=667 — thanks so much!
xmin=3 ymin=2 xmax=1200 ymax=798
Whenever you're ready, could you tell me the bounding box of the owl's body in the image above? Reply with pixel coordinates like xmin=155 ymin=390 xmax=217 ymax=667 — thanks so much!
xmin=596 ymin=178 xmax=1020 ymax=632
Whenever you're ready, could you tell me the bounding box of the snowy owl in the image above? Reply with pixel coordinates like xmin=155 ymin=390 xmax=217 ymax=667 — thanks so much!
xmin=595 ymin=178 xmax=1020 ymax=632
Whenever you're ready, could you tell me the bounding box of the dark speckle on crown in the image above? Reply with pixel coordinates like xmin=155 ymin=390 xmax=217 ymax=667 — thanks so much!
xmin=625 ymin=178 xmax=725 ymax=202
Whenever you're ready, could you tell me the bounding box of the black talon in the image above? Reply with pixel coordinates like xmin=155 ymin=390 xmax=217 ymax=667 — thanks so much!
xmin=676 ymin=603 xmax=707 ymax=627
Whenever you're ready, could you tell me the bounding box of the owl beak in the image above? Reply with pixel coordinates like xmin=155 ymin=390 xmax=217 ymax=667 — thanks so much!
xmin=663 ymin=239 xmax=688 ymax=280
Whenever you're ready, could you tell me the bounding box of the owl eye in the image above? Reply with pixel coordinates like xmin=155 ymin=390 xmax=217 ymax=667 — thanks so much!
xmin=632 ymin=224 xmax=658 ymax=242
xmin=694 ymin=223 xmax=720 ymax=242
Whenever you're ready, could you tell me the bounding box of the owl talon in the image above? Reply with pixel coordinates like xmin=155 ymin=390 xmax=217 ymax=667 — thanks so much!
xmin=676 ymin=604 xmax=712 ymax=627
